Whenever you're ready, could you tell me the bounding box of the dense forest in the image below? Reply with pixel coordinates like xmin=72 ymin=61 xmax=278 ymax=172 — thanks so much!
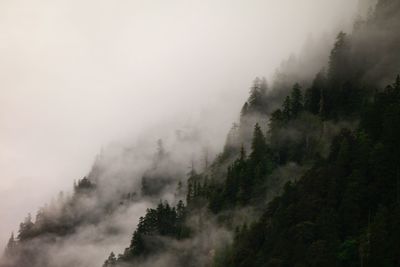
xmin=2 ymin=0 xmax=400 ymax=266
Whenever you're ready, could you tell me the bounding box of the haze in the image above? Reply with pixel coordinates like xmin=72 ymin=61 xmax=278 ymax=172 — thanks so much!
xmin=0 ymin=0 xmax=359 ymax=251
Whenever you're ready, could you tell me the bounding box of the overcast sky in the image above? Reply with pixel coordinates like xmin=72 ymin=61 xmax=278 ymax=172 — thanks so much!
xmin=0 ymin=0 xmax=359 ymax=250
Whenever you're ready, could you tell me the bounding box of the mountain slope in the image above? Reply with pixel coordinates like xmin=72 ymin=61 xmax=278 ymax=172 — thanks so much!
xmin=2 ymin=1 xmax=400 ymax=266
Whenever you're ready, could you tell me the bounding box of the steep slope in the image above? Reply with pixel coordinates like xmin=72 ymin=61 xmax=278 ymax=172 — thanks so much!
xmin=2 ymin=0 xmax=400 ymax=267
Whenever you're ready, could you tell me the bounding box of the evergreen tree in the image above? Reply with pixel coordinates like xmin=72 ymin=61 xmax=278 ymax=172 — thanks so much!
xmin=325 ymin=31 xmax=351 ymax=119
xmin=18 ymin=214 xmax=34 ymax=241
xmin=186 ymin=163 xmax=199 ymax=204
xmin=304 ymin=72 xmax=325 ymax=115
xmin=269 ymin=109 xmax=284 ymax=132
xmin=128 ymin=230 xmax=146 ymax=257
xmin=114 ymin=200 xmax=189 ymax=263
xmin=4 ymin=232 xmax=16 ymax=257
xmin=328 ymin=31 xmax=349 ymax=87
xmin=290 ymin=83 xmax=303 ymax=118
xmin=250 ymin=123 xmax=267 ymax=164
xmin=247 ymin=77 xmax=268 ymax=114
xmin=282 ymin=96 xmax=292 ymax=121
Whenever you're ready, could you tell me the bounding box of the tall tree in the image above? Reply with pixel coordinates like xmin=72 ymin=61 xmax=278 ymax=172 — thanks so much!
xmin=247 ymin=77 xmax=268 ymax=114
xmin=305 ymin=72 xmax=326 ymax=115
xmin=4 ymin=232 xmax=16 ymax=257
xmin=250 ymin=123 xmax=268 ymax=164
xmin=17 ymin=214 xmax=34 ymax=241
xmin=290 ymin=83 xmax=304 ymax=118
xmin=328 ymin=31 xmax=350 ymax=87
xmin=282 ymin=96 xmax=292 ymax=121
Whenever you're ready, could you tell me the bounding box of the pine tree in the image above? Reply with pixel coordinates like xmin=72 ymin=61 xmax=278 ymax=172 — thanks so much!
xmin=186 ymin=163 xmax=198 ymax=203
xmin=328 ymin=31 xmax=349 ymax=87
xmin=268 ymin=109 xmax=284 ymax=136
xmin=129 ymin=230 xmax=145 ymax=256
xmin=18 ymin=214 xmax=34 ymax=241
xmin=290 ymin=83 xmax=303 ymax=118
xmin=305 ymin=72 xmax=325 ymax=115
xmin=250 ymin=123 xmax=267 ymax=164
xmin=247 ymin=77 xmax=268 ymax=114
xmin=282 ymin=96 xmax=292 ymax=121
xmin=4 ymin=232 xmax=16 ymax=257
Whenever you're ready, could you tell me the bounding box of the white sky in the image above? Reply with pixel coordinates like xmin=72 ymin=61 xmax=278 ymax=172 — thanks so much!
xmin=0 ymin=0 xmax=359 ymax=250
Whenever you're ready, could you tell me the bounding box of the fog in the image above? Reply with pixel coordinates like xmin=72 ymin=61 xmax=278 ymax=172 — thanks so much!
xmin=0 ymin=0 xmax=360 ymax=254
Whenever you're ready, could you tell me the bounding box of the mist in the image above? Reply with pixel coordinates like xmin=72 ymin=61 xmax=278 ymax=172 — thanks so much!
xmin=0 ymin=0 xmax=361 ymax=260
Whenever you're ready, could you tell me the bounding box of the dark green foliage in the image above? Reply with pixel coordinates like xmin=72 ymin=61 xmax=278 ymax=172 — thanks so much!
xmin=337 ymin=239 xmax=358 ymax=266
xmin=268 ymin=84 xmax=322 ymax=164
xmin=278 ymin=83 xmax=305 ymax=121
xmin=248 ymin=124 xmax=275 ymax=199
xmin=186 ymin=166 xmax=211 ymax=206
xmin=290 ymin=83 xmax=303 ymax=118
xmin=208 ymin=123 xmax=277 ymax=212
xmin=304 ymin=71 xmax=325 ymax=115
xmin=321 ymin=31 xmax=366 ymax=120
xmin=328 ymin=32 xmax=350 ymax=88
xmin=250 ymin=123 xmax=268 ymax=164
xmin=214 ymin=77 xmax=400 ymax=267
xmin=115 ymin=200 xmax=189 ymax=263
xmin=282 ymin=96 xmax=291 ymax=121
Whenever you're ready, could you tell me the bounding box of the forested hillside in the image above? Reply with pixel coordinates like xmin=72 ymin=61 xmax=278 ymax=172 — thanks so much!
xmin=2 ymin=0 xmax=400 ymax=266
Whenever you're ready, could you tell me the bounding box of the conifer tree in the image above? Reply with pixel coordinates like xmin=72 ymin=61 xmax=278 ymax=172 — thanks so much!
xmin=328 ymin=31 xmax=349 ymax=87
xmin=247 ymin=77 xmax=268 ymax=114
xmin=250 ymin=123 xmax=267 ymax=163
xmin=18 ymin=214 xmax=34 ymax=241
xmin=186 ymin=163 xmax=198 ymax=203
xmin=305 ymin=72 xmax=325 ymax=114
xmin=282 ymin=96 xmax=292 ymax=121
xmin=4 ymin=232 xmax=16 ymax=257
xmin=290 ymin=83 xmax=303 ymax=118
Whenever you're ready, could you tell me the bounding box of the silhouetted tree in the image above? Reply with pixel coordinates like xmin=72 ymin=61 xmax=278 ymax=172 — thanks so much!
xmin=290 ymin=83 xmax=303 ymax=118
